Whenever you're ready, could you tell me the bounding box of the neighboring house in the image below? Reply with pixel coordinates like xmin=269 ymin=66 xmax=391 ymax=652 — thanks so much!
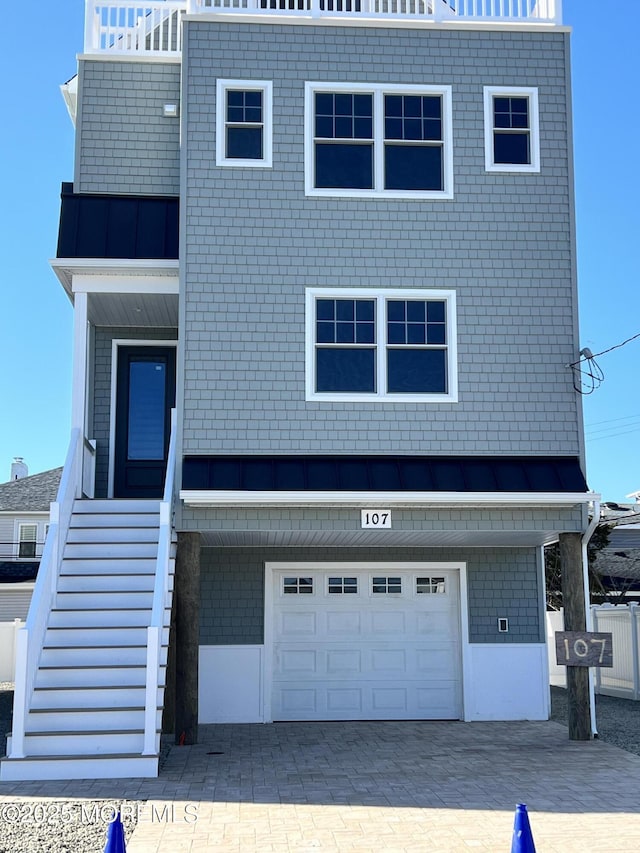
xmin=0 ymin=465 xmax=62 ymax=621
xmin=593 ymin=501 xmax=640 ymax=601
xmin=2 ymin=0 xmax=596 ymax=781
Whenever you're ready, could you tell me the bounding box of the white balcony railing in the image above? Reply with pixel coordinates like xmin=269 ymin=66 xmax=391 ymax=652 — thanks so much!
xmin=85 ymin=2 xmax=185 ymax=56
xmin=84 ymin=0 xmax=562 ymax=54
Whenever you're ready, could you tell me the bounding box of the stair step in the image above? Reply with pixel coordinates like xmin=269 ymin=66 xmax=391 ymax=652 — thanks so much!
xmin=74 ymin=499 xmax=160 ymax=514
xmin=44 ymin=626 xmax=169 ymax=647
xmin=60 ymin=558 xmax=158 ymax=575
xmin=70 ymin=513 xmax=161 ymax=529
xmin=40 ymin=645 xmax=158 ymax=667
xmin=56 ymin=591 xmax=154 ymax=609
xmin=0 ymin=754 xmax=159 ymax=781
xmin=66 ymin=527 xmax=160 ymax=544
xmin=36 ymin=665 xmax=164 ymax=689
xmin=63 ymin=542 xmax=158 ymax=559
xmin=57 ymin=574 xmax=157 ymax=593
xmin=15 ymin=729 xmax=153 ymax=756
xmin=49 ymin=608 xmax=169 ymax=628
xmin=32 ymin=686 xmax=162 ymax=709
xmin=27 ymin=707 xmax=161 ymax=732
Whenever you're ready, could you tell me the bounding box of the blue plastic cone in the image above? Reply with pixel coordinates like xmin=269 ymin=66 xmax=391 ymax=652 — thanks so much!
xmin=104 ymin=811 xmax=127 ymax=853
xmin=511 ymin=803 xmax=536 ymax=853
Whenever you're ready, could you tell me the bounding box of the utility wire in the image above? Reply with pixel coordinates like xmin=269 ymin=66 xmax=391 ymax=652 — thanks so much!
xmin=586 ymin=413 xmax=640 ymax=428
xmin=569 ymin=331 xmax=640 ymax=368
xmin=586 ymin=425 xmax=640 ymax=442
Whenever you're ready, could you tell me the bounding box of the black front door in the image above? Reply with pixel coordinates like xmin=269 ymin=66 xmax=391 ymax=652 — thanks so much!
xmin=114 ymin=346 xmax=176 ymax=499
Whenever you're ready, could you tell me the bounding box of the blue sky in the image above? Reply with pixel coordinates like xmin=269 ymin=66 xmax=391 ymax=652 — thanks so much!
xmin=0 ymin=1 xmax=638 ymax=499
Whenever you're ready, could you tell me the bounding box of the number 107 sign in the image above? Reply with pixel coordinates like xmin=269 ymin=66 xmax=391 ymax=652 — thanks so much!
xmin=555 ymin=631 xmax=613 ymax=668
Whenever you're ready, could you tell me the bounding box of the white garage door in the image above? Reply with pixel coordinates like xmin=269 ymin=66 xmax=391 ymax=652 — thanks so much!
xmin=271 ymin=567 xmax=462 ymax=721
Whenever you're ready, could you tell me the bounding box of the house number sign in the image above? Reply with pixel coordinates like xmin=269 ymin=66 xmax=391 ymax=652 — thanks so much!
xmin=361 ymin=510 xmax=392 ymax=529
xmin=554 ymin=631 xmax=613 ymax=668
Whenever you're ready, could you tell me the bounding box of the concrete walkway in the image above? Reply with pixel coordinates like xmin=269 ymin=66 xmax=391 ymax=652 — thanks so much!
xmin=3 ymin=719 xmax=640 ymax=851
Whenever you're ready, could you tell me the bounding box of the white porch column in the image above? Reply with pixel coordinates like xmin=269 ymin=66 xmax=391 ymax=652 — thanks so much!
xmin=71 ymin=292 xmax=89 ymax=495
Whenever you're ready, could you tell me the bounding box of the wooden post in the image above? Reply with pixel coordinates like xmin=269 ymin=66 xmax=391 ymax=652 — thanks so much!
xmin=161 ymin=591 xmax=177 ymax=735
xmin=174 ymin=531 xmax=200 ymax=745
xmin=559 ymin=531 xmax=591 ymax=740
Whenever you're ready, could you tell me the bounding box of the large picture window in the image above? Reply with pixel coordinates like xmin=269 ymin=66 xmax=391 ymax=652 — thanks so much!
xmin=483 ymin=86 xmax=540 ymax=173
xmin=306 ymin=288 xmax=457 ymax=402
xmin=305 ymin=83 xmax=453 ymax=198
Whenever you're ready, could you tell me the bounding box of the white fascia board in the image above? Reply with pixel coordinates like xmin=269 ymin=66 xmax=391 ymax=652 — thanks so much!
xmin=50 ymin=259 xmax=180 ymax=298
xmin=71 ymin=275 xmax=179 ymax=295
xmin=180 ymin=490 xmax=598 ymax=508
xmin=183 ymin=14 xmax=569 ymax=33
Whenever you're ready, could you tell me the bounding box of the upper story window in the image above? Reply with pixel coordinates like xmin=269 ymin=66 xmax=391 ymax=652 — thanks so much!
xmin=17 ymin=523 xmax=38 ymax=559
xmin=305 ymin=83 xmax=453 ymax=199
xmin=484 ymin=87 xmax=540 ymax=173
xmin=305 ymin=288 xmax=457 ymax=402
xmin=216 ymin=79 xmax=273 ymax=168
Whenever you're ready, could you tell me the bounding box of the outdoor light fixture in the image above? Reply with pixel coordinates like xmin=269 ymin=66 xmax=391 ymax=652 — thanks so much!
xmin=163 ymin=103 xmax=179 ymax=117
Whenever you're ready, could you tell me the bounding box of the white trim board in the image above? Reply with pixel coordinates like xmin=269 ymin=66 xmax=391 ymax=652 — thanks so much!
xmin=181 ymin=489 xmax=597 ymax=507
xmin=107 ymin=339 xmax=178 ymax=499
xmin=183 ymin=14 xmax=569 ymax=34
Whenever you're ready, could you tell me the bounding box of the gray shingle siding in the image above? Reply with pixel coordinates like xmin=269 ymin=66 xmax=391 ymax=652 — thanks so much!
xmin=180 ymin=23 xmax=581 ymax=457
xmin=180 ymin=504 xmax=584 ymax=534
xmin=77 ymin=60 xmax=180 ymax=196
xmin=200 ymin=545 xmax=543 ymax=646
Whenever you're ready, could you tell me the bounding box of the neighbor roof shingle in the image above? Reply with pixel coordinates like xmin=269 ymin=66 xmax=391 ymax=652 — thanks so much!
xmin=0 ymin=468 xmax=63 ymax=512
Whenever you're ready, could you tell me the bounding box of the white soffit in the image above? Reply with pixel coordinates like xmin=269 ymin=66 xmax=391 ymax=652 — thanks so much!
xmin=61 ymin=75 xmax=78 ymax=127
xmin=51 ymin=259 xmax=179 ymax=298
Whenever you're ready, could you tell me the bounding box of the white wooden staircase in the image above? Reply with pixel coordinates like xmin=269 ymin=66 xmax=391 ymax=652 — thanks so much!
xmin=1 ymin=498 xmax=175 ymax=781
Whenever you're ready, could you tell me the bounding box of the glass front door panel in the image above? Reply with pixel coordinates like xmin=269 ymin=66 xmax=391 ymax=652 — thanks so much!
xmin=127 ymin=360 xmax=166 ymax=461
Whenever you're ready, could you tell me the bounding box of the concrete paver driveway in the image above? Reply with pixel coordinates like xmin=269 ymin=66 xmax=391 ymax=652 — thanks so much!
xmin=3 ymin=720 xmax=640 ymax=851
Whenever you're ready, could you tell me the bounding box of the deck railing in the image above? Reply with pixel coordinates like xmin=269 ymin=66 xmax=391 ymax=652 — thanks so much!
xmin=9 ymin=429 xmax=87 ymax=758
xmin=142 ymin=408 xmax=177 ymax=757
xmin=85 ymin=0 xmax=562 ymax=54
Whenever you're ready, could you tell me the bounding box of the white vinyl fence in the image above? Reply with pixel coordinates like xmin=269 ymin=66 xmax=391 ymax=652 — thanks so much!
xmin=547 ymin=604 xmax=640 ymax=700
xmin=0 ymin=620 xmax=24 ymax=682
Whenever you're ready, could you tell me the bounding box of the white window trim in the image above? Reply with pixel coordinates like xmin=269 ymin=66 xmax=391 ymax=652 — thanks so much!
xmin=304 ymin=82 xmax=453 ymax=199
xmin=305 ymin=287 xmax=458 ymax=403
xmin=216 ymin=79 xmax=273 ymax=168
xmin=16 ymin=522 xmax=38 ymax=561
xmin=483 ymin=86 xmax=540 ymax=173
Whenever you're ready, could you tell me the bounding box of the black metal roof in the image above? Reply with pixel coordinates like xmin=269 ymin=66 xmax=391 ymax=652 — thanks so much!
xmin=57 ymin=183 xmax=179 ymax=260
xmin=182 ymin=455 xmax=588 ymax=493
xmin=0 ymin=562 xmax=39 ymax=583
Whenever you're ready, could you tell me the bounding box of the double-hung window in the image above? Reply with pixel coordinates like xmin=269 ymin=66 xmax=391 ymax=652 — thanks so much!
xmin=216 ymin=79 xmax=273 ymax=167
xmin=305 ymin=288 xmax=457 ymax=402
xmin=17 ymin=523 xmax=37 ymax=559
xmin=484 ymin=87 xmax=540 ymax=172
xmin=305 ymin=83 xmax=453 ymax=198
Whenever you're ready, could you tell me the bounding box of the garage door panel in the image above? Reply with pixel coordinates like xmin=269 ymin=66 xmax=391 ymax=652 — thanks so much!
xmin=327 ymin=688 xmax=362 ymax=713
xmin=279 ymin=649 xmax=318 ymax=675
xmin=371 ymin=648 xmax=407 ymax=673
xmin=325 ymin=610 xmax=363 ymax=635
xmin=416 ymin=610 xmax=458 ymax=636
xmin=326 ymin=649 xmax=362 ymax=674
xmin=370 ymin=611 xmax=406 ymax=634
xmin=279 ymin=610 xmax=317 ymax=636
xmin=272 ymin=568 xmax=462 ymax=721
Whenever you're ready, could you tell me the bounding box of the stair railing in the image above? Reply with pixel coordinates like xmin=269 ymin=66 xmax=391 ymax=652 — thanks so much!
xmin=143 ymin=408 xmax=177 ymax=756
xmin=10 ymin=429 xmax=83 ymax=758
